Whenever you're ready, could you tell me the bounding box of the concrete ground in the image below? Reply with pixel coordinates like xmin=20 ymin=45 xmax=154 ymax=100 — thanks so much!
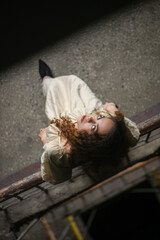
xmin=0 ymin=0 xmax=160 ymax=182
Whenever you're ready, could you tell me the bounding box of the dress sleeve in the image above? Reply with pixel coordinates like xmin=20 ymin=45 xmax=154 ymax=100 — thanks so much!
xmin=72 ymin=75 xmax=103 ymax=112
xmin=41 ymin=150 xmax=72 ymax=184
xmin=41 ymin=151 xmax=55 ymax=183
xmin=40 ymin=124 xmax=72 ymax=184
xmin=124 ymin=117 xmax=140 ymax=147
xmin=100 ymin=105 xmax=140 ymax=147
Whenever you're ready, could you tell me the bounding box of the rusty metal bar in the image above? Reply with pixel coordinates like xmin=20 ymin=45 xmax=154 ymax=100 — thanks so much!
xmin=0 ymin=113 xmax=160 ymax=203
xmin=137 ymin=113 xmax=160 ymax=136
xmin=0 ymin=172 xmax=42 ymax=203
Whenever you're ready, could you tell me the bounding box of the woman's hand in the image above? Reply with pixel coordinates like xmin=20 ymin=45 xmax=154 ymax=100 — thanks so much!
xmin=103 ymin=102 xmax=119 ymax=114
xmin=38 ymin=128 xmax=47 ymax=145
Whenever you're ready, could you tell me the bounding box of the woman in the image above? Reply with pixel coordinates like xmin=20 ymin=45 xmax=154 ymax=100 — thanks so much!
xmin=38 ymin=60 xmax=140 ymax=184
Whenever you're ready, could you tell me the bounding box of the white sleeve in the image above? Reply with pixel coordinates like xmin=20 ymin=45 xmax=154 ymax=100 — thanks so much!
xmin=41 ymin=151 xmax=56 ymax=184
xmin=41 ymin=150 xmax=72 ymax=184
xmin=72 ymin=75 xmax=103 ymax=112
xmin=100 ymin=105 xmax=140 ymax=147
xmin=124 ymin=117 xmax=140 ymax=147
xmin=41 ymin=123 xmax=72 ymax=184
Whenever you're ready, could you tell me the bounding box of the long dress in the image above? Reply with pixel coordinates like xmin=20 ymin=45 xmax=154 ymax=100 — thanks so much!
xmin=41 ymin=75 xmax=140 ymax=184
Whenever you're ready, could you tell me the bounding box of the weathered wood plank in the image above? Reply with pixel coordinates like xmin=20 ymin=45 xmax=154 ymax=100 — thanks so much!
xmin=52 ymin=156 xmax=160 ymax=219
xmin=3 ymin=157 xmax=160 ymax=224
xmin=7 ymin=171 xmax=94 ymax=223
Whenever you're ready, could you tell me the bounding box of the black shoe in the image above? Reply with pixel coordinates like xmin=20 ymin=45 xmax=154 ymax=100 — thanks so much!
xmin=39 ymin=59 xmax=54 ymax=79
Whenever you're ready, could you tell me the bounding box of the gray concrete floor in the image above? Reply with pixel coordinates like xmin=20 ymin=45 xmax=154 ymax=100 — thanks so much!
xmin=0 ymin=0 xmax=160 ymax=181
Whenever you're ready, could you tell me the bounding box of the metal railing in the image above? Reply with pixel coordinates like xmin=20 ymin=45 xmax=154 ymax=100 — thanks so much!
xmin=0 ymin=113 xmax=160 ymax=205
xmin=0 ymin=109 xmax=160 ymax=240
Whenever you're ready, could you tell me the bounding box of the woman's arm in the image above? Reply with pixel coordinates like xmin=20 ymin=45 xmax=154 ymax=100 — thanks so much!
xmin=39 ymin=126 xmax=72 ymax=184
xmin=39 ymin=128 xmax=47 ymax=145
xmin=103 ymin=102 xmax=140 ymax=147
xmin=102 ymin=102 xmax=119 ymax=113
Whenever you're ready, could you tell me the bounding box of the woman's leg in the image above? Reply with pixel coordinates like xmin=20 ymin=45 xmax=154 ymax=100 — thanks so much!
xmin=39 ymin=59 xmax=56 ymax=97
xmin=39 ymin=59 xmax=54 ymax=79
xmin=42 ymin=77 xmax=54 ymax=97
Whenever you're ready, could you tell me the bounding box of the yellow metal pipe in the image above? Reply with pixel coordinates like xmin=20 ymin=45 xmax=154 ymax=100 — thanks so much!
xmin=67 ymin=215 xmax=84 ymax=240
xmin=153 ymin=170 xmax=160 ymax=185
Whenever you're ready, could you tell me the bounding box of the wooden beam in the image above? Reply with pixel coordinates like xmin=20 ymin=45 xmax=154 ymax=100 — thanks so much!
xmin=0 ymin=112 xmax=160 ymax=203
xmin=2 ymin=156 xmax=160 ymax=224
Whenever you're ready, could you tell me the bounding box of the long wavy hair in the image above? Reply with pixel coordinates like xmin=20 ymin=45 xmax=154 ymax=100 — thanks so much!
xmin=50 ymin=111 xmax=130 ymax=168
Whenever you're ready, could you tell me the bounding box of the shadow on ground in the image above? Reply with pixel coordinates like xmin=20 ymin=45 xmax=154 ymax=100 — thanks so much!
xmin=0 ymin=1 xmax=138 ymax=72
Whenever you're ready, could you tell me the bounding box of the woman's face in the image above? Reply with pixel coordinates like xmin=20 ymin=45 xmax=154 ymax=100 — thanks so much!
xmin=76 ymin=103 xmax=118 ymax=135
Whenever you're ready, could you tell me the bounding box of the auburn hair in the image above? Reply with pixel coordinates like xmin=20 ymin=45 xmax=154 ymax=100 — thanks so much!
xmin=50 ymin=111 xmax=130 ymax=167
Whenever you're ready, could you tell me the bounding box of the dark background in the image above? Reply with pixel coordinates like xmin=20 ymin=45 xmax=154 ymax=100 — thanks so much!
xmin=82 ymin=180 xmax=160 ymax=239
xmin=0 ymin=0 xmax=138 ymax=72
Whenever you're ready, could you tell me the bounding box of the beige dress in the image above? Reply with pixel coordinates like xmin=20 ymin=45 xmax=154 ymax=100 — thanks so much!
xmin=41 ymin=75 xmax=140 ymax=184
